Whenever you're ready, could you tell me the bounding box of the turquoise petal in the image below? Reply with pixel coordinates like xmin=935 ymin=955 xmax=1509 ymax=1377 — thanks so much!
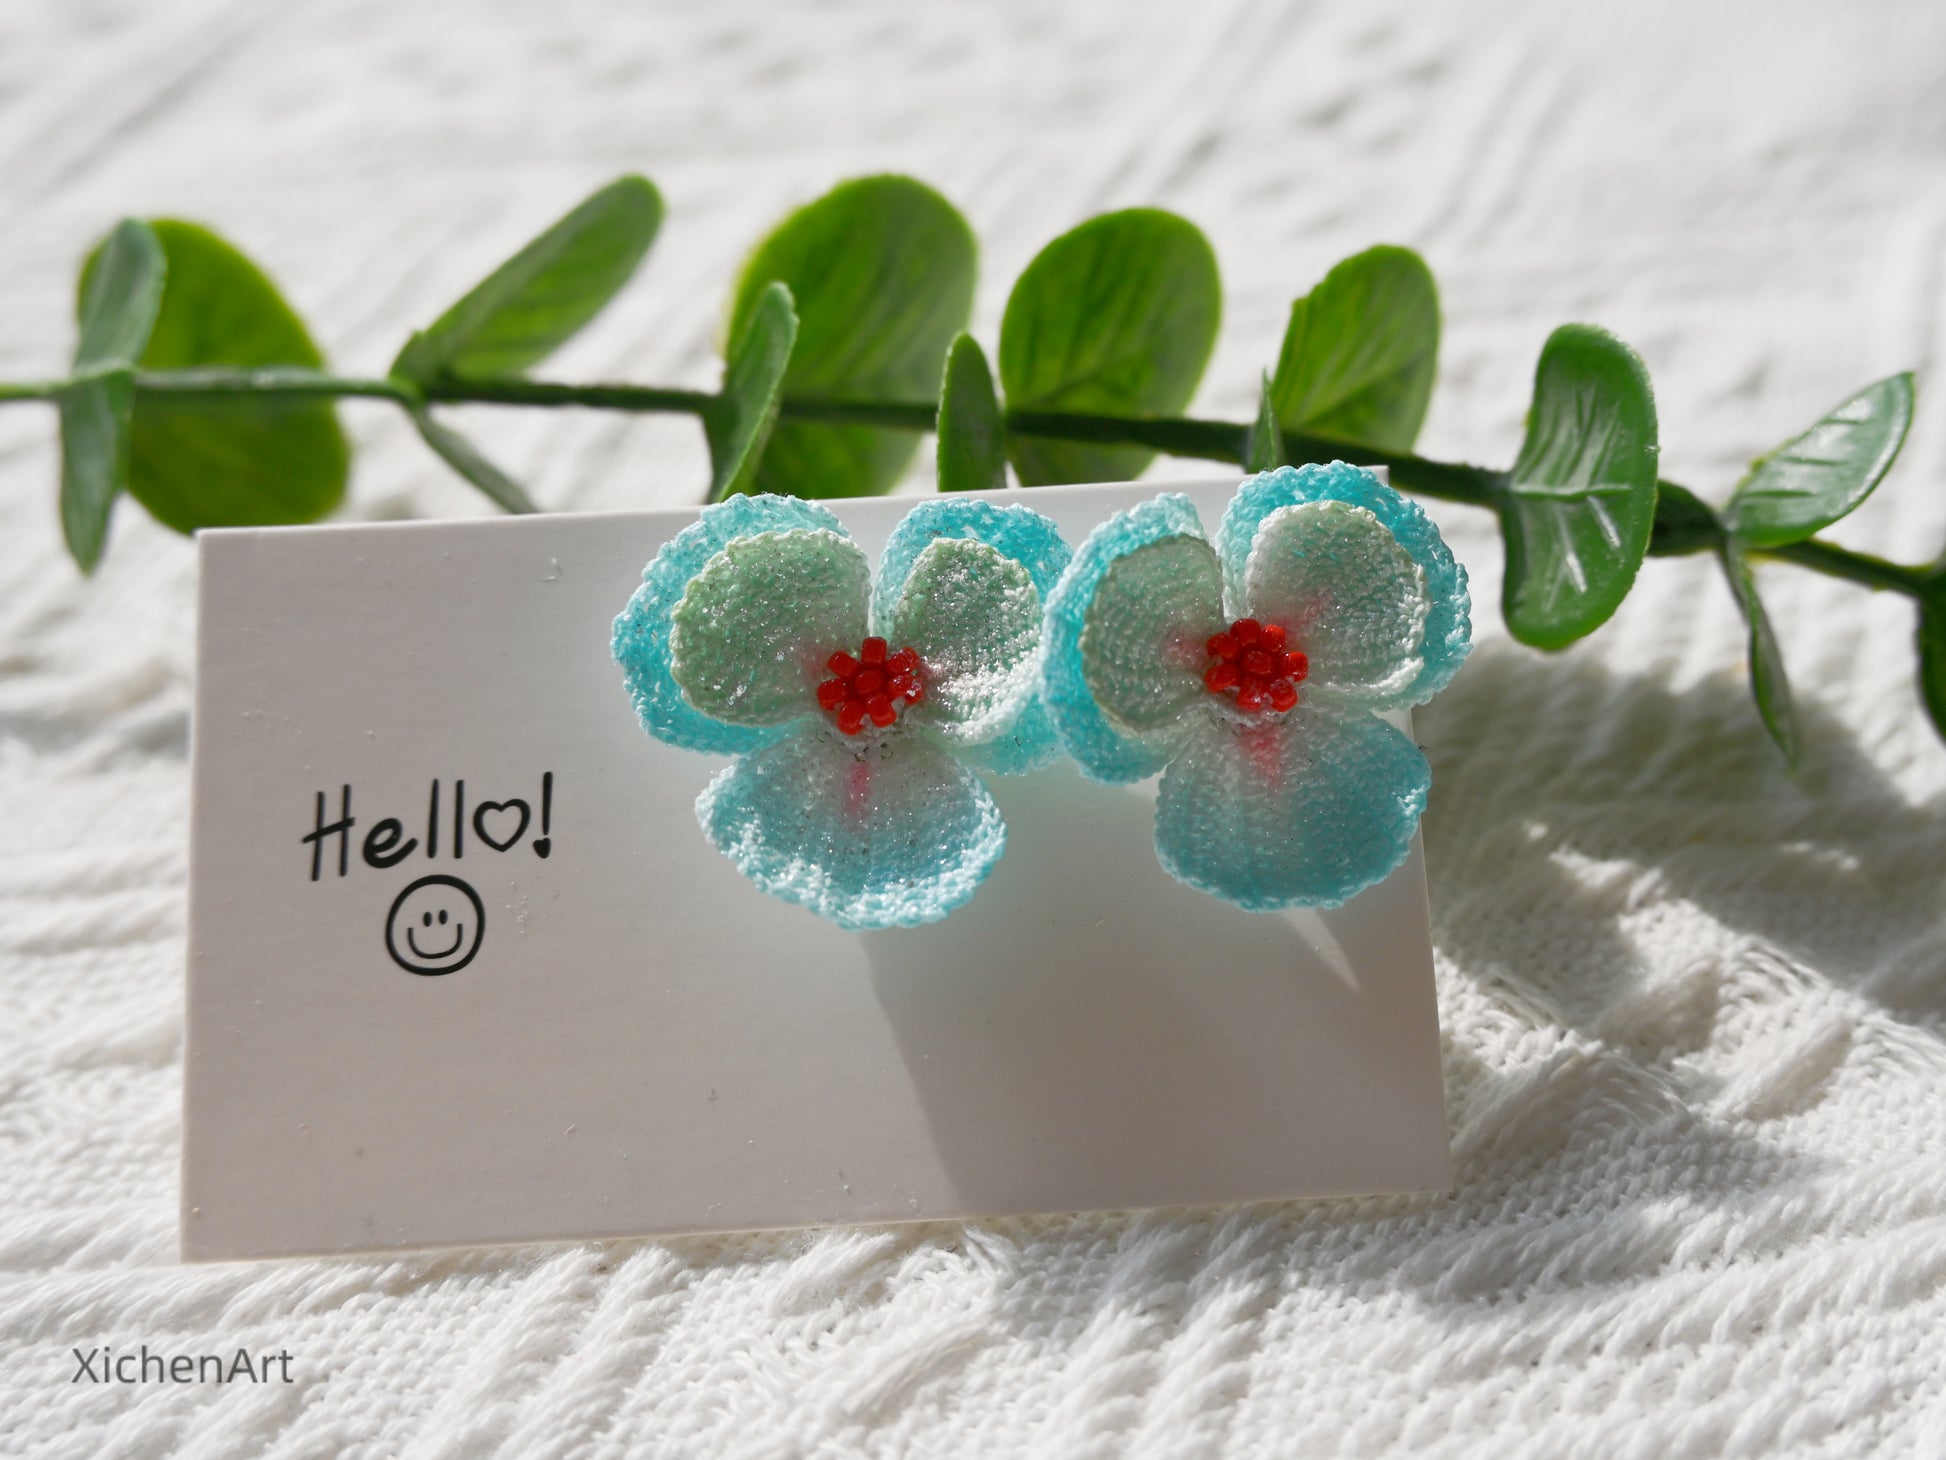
xmin=1216 ymin=463 xmax=1470 ymax=706
xmin=1241 ymin=500 xmax=1430 ymax=709
xmin=1043 ymin=493 xmax=1213 ymax=783
xmin=948 ymin=698 xmax=1060 ymax=776
xmin=670 ymin=529 xmax=870 ymax=728
xmin=873 ymin=497 xmax=1072 ymax=620
xmin=697 ymin=725 xmax=1005 ymax=930
xmin=1154 ymin=704 xmax=1429 ymax=910
xmin=889 ymin=537 xmax=1041 ymax=744
xmin=613 ymin=494 xmax=847 ymax=754
xmin=874 ymin=497 xmax=1072 ymax=773
xmin=1079 ymin=532 xmax=1225 ymax=731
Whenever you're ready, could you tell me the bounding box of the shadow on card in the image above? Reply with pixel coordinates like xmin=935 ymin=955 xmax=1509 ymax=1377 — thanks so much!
xmin=862 ymin=761 xmax=1452 ymax=1221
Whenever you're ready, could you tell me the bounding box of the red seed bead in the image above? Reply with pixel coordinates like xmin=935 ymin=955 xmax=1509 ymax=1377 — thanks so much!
xmin=1201 ymin=616 xmax=1304 ymax=715
xmin=820 ymin=640 xmax=926 ymax=730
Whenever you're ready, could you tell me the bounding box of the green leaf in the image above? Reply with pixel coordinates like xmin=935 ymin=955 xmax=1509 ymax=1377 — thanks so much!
xmin=74 ymin=219 xmax=166 ymax=374
xmin=1921 ymin=587 xmax=1946 ymax=745
xmin=59 ymin=219 xmax=167 ymax=569
xmin=57 ymin=376 xmax=134 ymax=573
xmin=81 ymin=220 xmax=348 ymax=533
xmin=935 ymin=333 xmax=1005 ymax=493
xmin=998 ymin=208 xmax=1220 ymax=486
xmin=727 ymin=175 xmax=976 ymax=498
xmin=392 ymin=175 xmax=663 ymax=383
xmin=706 ymin=282 xmax=797 ymax=502
xmin=1647 ymin=480 xmax=1722 ymax=557
xmin=408 ymin=409 xmax=536 ymax=513
xmin=1498 ymin=324 xmax=1660 ymax=649
xmin=1245 ymin=371 xmax=1284 ymax=472
xmin=1269 ymin=244 xmax=1438 ymax=451
xmin=1720 ymin=543 xmax=1801 ymax=764
xmin=1725 ymin=374 xmax=1914 ymax=549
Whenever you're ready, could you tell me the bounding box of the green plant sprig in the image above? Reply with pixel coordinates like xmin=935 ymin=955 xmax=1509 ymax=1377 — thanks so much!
xmin=9 ymin=174 xmax=1942 ymax=760
xmin=69 ymin=358 xmax=1929 ymax=590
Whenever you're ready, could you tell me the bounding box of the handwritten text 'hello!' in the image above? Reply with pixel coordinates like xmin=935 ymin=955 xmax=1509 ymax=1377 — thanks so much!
xmin=301 ymin=774 xmax=555 ymax=881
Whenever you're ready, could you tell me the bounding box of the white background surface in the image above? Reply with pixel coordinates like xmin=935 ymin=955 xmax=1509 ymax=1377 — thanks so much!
xmin=3 ymin=1 xmax=1945 ymax=1455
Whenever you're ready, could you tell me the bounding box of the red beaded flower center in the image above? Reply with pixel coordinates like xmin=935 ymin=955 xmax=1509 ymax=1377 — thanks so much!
xmin=817 ymin=636 xmax=926 ymax=736
xmin=1203 ymin=618 xmax=1308 ymax=714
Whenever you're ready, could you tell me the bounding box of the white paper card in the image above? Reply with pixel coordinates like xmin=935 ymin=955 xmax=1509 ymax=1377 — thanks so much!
xmin=183 ymin=479 xmax=1452 ymax=1260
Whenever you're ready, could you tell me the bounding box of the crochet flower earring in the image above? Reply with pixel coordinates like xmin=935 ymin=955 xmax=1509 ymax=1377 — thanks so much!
xmin=1043 ymin=463 xmax=1471 ymax=911
xmin=613 ymin=494 xmax=1071 ymax=929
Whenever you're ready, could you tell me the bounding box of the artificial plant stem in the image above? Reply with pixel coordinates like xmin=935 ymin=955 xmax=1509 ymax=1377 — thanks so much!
xmin=422 ymin=378 xmax=716 ymax=414
xmin=1763 ymin=538 xmax=1930 ymax=596
xmin=135 ymin=367 xmax=419 ymax=404
xmin=129 ymin=367 xmax=1508 ymax=504
xmin=0 ymin=380 xmax=65 ymax=402
xmin=1005 ymin=407 xmax=1243 ymax=462
xmin=1277 ymin=435 xmax=1507 ymax=506
xmin=787 ymin=402 xmax=1512 ymax=503
xmin=87 ymin=364 xmax=1937 ymax=603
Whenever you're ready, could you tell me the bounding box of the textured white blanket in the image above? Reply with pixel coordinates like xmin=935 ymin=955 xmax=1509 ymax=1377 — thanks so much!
xmin=4 ymin=1 xmax=1944 ymax=1455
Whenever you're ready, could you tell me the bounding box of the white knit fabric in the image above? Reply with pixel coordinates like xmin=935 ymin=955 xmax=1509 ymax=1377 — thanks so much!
xmin=4 ymin=1 xmax=1946 ymax=1454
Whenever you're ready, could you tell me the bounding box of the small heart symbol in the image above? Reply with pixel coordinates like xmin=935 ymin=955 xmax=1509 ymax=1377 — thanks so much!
xmin=472 ymin=799 xmax=531 ymax=852
xmin=532 ymin=837 xmax=551 ymax=859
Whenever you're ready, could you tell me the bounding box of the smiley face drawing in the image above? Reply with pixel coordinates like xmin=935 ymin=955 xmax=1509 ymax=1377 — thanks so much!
xmin=385 ymin=874 xmax=485 ymax=975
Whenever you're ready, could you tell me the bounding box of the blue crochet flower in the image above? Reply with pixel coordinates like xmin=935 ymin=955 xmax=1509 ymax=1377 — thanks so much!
xmin=613 ymin=494 xmax=1071 ymax=930
xmin=1043 ymin=463 xmax=1471 ymax=910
